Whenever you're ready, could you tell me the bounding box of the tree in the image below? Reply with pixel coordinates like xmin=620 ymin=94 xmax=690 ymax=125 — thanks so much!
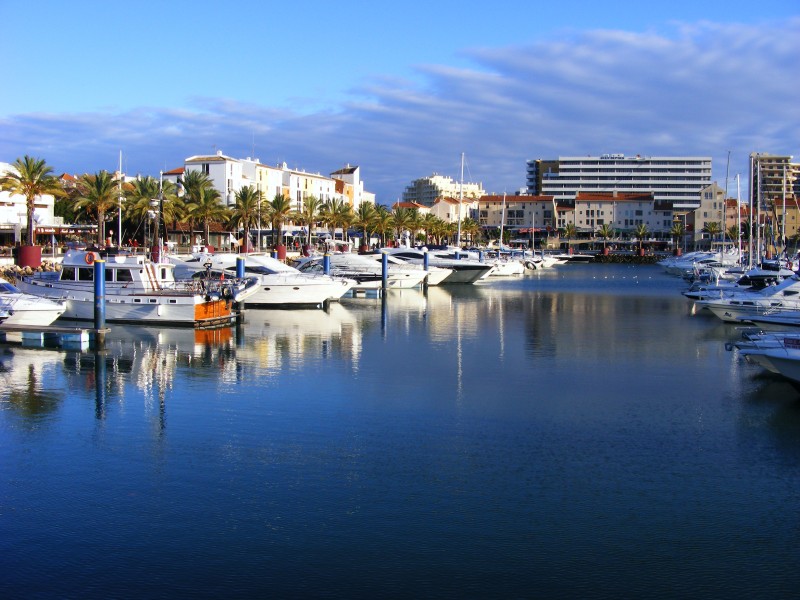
xmin=702 ymin=221 xmax=721 ymax=249
xmin=0 ymin=155 xmax=63 ymax=246
xmin=392 ymin=207 xmax=415 ymax=244
xmin=185 ymin=186 xmax=227 ymax=248
xmin=670 ymin=221 xmax=685 ymax=252
xmin=597 ymin=223 xmax=614 ymax=251
xmin=352 ymin=202 xmax=376 ymax=248
xmin=319 ymin=198 xmax=353 ymax=242
xmin=633 ymin=223 xmax=649 ymax=254
xmin=178 ymin=170 xmax=216 ymax=246
xmin=267 ymin=192 xmax=293 ymax=247
xmin=562 ymin=223 xmax=577 ymax=252
xmin=229 ymin=186 xmax=262 ymax=252
xmin=461 ymin=217 xmax=480 ymax=245
xmin=372 ymin=205 xmax=394 ymax=247
xmin=293 ymin=195 xmax=320 ymax=247
xmin=74 ymin=170 xmax=120 ymax=245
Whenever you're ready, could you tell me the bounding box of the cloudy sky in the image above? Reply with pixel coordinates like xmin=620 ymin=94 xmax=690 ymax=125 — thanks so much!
xmin=1 ymin=0 xmax=797 ymax=204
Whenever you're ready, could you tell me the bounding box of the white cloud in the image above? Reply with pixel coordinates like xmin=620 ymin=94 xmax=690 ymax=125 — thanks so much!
xmin=1 ymin=18 xmax=797 ymax=201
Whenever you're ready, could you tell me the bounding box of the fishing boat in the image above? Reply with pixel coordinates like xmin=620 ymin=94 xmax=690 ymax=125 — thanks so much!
xmin=16 ymin=249 xmax=257 ymax=327
xmin=0 ymin=277 xmax=66 ymax=326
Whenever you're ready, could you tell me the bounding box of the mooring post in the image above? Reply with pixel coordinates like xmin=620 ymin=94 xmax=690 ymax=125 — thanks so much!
xmin=93 ymin=258 xmax=106 ymax=350
xmin=236 ymin=256 xmax=245 ymax=278
xmin=323 ymin=253 xmax=331 ymax=275
xmin=382 ymin=251 xmax=388 ymax=290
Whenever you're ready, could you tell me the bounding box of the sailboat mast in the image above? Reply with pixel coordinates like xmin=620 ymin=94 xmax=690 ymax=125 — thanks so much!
xmin=456 ymin=152 xmax=464 ymax=248
xmin=118 ymin=151 xmax=123 ymax=246
xmin=736 ymin=174 xmax=742 ymax=262
xmin=499 ymin=192 xmax=506 ymax=251
xmin=722 ymin=150 xmax=730 ymax=261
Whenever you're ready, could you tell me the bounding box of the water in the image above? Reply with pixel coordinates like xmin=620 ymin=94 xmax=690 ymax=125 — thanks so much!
xmin=2 ymin=263 xmax=800 ymax=599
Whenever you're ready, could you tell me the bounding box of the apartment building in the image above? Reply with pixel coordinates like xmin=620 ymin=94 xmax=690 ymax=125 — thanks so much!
xmin=526 ymin=154 xmax=712 ymax=209
xmin=402 ymin=174 xmax=485 ymax=207
xmin=477 ymin=195 xmax=556 ymax=231
xmin=181 ymin=151 xmax=374 ymax=212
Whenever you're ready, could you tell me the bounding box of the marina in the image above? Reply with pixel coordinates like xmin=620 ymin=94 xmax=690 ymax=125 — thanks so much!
xmin=2 ymin=263 xmax=800 ymax=598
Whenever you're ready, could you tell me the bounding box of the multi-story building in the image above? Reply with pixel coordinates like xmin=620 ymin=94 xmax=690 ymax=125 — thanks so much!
xmin=182 ymin=151 xmax=374 ymax=212
xmin=477 ymin=195 xmax=556 ymax=231
xmin=402 ymin=174 xmax=484 ymax=207
xmin=0 ymin=161 xmax=58 ymax=247
xmin=572 ymin=191 xmax=672 ymax=237
xmin=526 ymin=154 xmax=713 ymax=209
xmin=749 ymin=153 xmax=798 ymax=208
xmin=689 ymin=183 xmax=727 ymax=247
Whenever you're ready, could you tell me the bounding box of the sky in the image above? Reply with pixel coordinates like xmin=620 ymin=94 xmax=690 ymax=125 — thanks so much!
xmin=1 ymin=0 xmax=798 ymax=204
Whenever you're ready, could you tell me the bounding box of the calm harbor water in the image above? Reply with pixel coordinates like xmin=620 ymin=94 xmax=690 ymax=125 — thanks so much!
xmin=2 ymin=263 xmax=800 ymax=599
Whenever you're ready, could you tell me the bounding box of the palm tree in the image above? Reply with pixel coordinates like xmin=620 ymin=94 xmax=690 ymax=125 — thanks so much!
xmin=293 ymin=195 xmax=320 ymax=248
xmin=372 ymin=205 xmax=394 ymax=247
xmin=185 ymin=186 xmax=228 ymax=248
xmin=319 ymin=198 xmax=352 ymax=243
xmin=670 ymin=221 xmax=685 ymax=254
xmin=597 ymin=223 xmax=614 ymax=253
xmin=461 ymin=217 xmax=480 ymax=246
xmin=125 ymin=176 xmax=163 ymax=245
xmin=0 ymin=155 xmax=63 ymax=246
xmin=267 ymin=192 xmax=293 ymax=249
xmin=74 ymin=170 xmax=120 ymax=245
xmin=562 ymin=223 xmax=577 ymax=253
xmin=229 ymin=186 xmax=262 ymax=252
xmin=421 ymin=213 xmax=439 ymax=246
xmin=392 ymin=207 xmax=415 ymax=245
xmin=633 ymin=223 xmax=649 ymax=255
xmin=352 ymin=202 xmax=377 ymax=249
xmin=178 ymin=170 xmax=217 ymax=247
xmin=702 ymin=221 xmax=721 ymax=250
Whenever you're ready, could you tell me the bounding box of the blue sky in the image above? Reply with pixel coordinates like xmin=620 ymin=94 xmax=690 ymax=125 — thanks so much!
xmin=1 ymin=0 xmax=798 ymax=203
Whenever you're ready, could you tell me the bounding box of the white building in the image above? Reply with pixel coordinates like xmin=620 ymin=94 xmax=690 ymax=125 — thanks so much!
xmin=182 ymin=151 xmax=374 ymax=212
xmin=402 ymin=174 xmax=484 ymax=207
xmin=527 ymin=154 xmax=713 ymax=209
xmin=0 ymin=161 xmax=58 ymax=246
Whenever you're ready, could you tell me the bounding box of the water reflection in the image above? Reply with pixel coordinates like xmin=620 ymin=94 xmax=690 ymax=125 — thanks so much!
xmin=0 ymin=347 xmax=65 ymax=423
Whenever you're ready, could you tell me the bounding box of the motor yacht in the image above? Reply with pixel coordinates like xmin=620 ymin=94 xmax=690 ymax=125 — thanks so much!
xmin=0 ymin=276 xmax=66 ymax=327
xmin=171 ymin=252 xmax=355 ymax=307
xmin=17 ymin=249 xmax=256 ymax=327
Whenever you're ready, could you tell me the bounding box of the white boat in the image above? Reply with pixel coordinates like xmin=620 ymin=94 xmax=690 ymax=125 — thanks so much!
xmin=550 ymin=252 xmax=594 ymax=264
xmin=295 ymin=253 xmax=427 ymax=290
xmin=522 ymin=252 xmax=559 ymax=270
xmin=694 ymin=276 xmax=800 ymax=322
xmin=360 ymin=253 xmax=452 ymax=286
xmin=16 ymin=249 xmax=257 ymax=327
xmin=171 ymin=252 xmax=355 ymax=307
xmin=0 ymin=277 xmax=66 ymax=327
xmin=682 ymin=266 xmax=794 ymax=301
xmin=381 ymin=247 xmax=494 ymax=284
xmin=731 ymin=331 xmax=800 ymax=383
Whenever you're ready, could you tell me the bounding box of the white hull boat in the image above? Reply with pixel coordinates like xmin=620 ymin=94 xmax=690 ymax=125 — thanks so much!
xmin=17 ymin=250 xmax=256 ymax=327
xmin=171 ymin=252 xmax=354 ymax=307
xmin=0 ymin=277 xmax=66 ymax=327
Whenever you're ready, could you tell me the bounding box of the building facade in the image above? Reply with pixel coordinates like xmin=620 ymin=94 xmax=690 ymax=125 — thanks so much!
xmin=402 ymin=174 xmax=485 ymax=207
xmin=526 ymin=154 xmax=713 ymax=209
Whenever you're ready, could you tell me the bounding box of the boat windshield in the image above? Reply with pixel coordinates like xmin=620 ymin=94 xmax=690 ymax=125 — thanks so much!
xmin=0 ymin=281 xmax=21 ymax=293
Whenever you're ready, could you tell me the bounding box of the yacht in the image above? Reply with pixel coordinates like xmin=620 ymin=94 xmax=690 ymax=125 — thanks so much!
xmin=0 ymin=276 xmax=66 ymax=327
xmin=295 ymin=253 xmax=427 ymax=290
xmin=381 ymin=247 xmax=494 ymax=284
xmin=171 ymin=252 xmax=355 ymax=307
xmin=730 ymin=330 xmax=800 ymax=383
xmin=694 ymin=276 xmax=800 ymax=322
xmin=16 ymin=249 xmax=257 ymax=327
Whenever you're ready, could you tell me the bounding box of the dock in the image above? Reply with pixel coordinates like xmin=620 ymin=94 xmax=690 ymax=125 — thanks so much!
xmin=0 ymin=324 xmax=108 ymax=350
